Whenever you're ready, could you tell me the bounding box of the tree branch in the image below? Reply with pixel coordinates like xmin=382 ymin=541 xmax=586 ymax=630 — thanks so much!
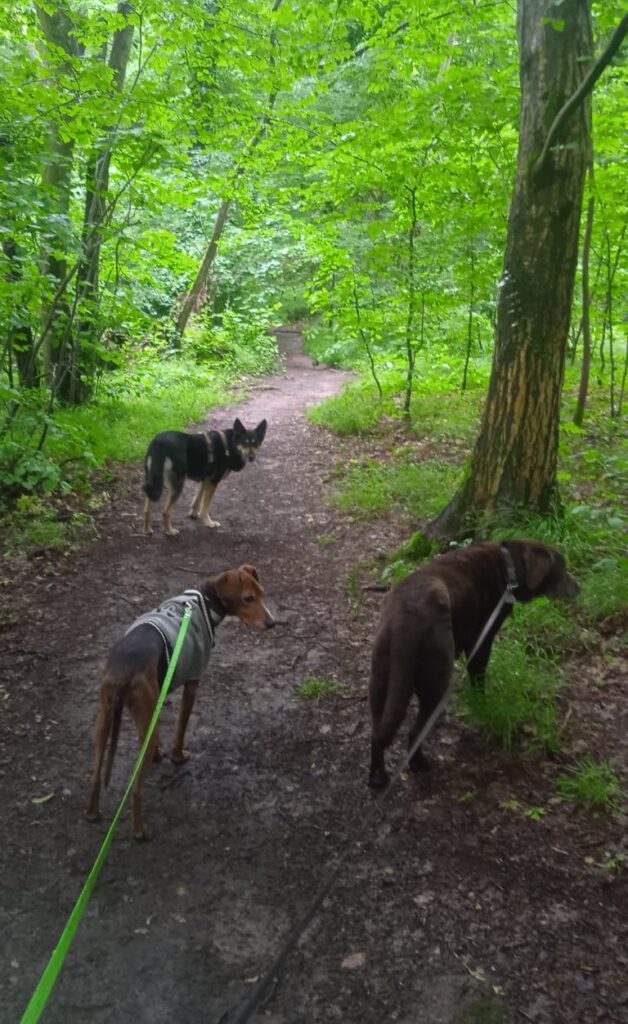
xmin=533 ymin=13 xmax=628 ymax=180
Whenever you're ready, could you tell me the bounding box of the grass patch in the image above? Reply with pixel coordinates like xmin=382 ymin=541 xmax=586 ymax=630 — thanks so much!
xmin=308 ymin=381 xmax=395 ymax=435
xmin=579 ymin=557 xmax=628 ymax=623
xmin=316 ymin=534 xmax=337 ymax=547
xmin=54 ymin=353 xmax=234 ymax=467
xmin=2 ymin=495 xmax=96 ymax=557
xmin=330 ymin=457 xmax=459 ymax=520
xmin=296 ymin=677 xmax=343 ymax=699
xmin=408 ymin=389 xmax=482 ymax=443
xmin=458 ymin=638 xmax=562 ymax=752
xmin=504 ymin=597 xmax=580 ymax=658
xmin=556 ymin=758 xmax=623 ymax=811
xmin=379 ymin=529 xmax=439 ymax=585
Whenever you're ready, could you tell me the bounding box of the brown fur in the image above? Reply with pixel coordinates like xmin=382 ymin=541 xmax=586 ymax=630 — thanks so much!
xmin=85 ymin=565 xmax=274 ymax=839
xmin=368 ymin=540 xmax=580 ymax=788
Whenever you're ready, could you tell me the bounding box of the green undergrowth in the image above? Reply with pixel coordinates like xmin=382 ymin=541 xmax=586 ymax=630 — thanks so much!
xmin=457 ymin=638 xmax=563 ymax=753
xmin=330 ymin=457 xmax=460 ymax=521
xmin=556 ymin=758 xmax=624 ymax=812
xmin=1 ymin=321 xmax=279 ymax=556
xmin=296 ymin=677 xmax=344 ymax=699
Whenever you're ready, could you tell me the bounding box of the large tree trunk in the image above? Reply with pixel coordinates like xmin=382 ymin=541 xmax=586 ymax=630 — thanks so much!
xmin=428 ymin=0 xmax=593 ymax=536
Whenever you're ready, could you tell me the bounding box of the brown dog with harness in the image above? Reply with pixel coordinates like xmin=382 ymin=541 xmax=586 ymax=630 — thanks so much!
xmin=85 ymin=564 xmax=275 ymax=839
xmin=368 ymin=540 xmax=580 ymax=788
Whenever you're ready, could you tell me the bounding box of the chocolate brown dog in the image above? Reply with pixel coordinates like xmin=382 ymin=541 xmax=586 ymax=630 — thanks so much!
xmin=368 ymin=540 xmax=580 ymax=788
xmin=85 ymin=565 xmax=275 ymax=839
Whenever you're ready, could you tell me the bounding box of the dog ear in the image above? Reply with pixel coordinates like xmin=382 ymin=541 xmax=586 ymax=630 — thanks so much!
xmin=239 ymin=564 xmax=260 ymax=581
xmin=233 ymin=418 xmax=245 ymax=434
xmin=255 ymin=419 xmax=267 ymax=442
xmin=523 ymin=545 xmax=554 ymax=591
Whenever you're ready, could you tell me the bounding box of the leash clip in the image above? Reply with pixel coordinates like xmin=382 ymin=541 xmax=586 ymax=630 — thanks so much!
xmin=501 ymin=546 xmax=519 ymax=604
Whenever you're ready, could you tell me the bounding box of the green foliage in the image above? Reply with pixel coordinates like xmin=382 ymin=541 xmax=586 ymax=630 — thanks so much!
xmin=330 ymin=456 xmax=459 ymax=521
xmin=2 ymin=496 xmax=94 ymax=558
xmin=308 ymin=381 xmax=394 ymax=434
xmin=380 ymin=530 xmax=439 ymax=585
xmin=185 ymin=306 xmax=279 ymax=376
xmin=296 ymin=678 xmax=343 ymax=700
xmin=456 ymin=999 xmax=506 ymax=1024
xmin=458 ymin=640 xmax=562 ymax=753
xmin=556 ymin=759 xmax=623 ymax=811
xmin=579 ymin=559 xmax=628 ymax=622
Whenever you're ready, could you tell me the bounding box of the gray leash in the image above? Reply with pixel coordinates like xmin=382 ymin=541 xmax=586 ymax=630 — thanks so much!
xmin=225 ymin=551 xmax=520 ymax=1023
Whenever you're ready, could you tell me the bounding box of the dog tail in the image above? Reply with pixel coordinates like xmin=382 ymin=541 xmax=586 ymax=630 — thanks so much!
xmin=143 ymin=442 xmax=165 ymax=502
xmin=372 ymin=633 xmax=417 ymax=751
xmin=104 ymin=692 xmax=124 ymax=788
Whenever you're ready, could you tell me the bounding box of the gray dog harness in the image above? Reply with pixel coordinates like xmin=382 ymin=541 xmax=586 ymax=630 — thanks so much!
xmin=127 ymin=589 xmax=222 ymax=689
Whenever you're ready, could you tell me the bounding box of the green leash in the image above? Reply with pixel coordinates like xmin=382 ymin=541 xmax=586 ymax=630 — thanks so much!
xmin=20 ymin=605 xmax=193 ymax=1024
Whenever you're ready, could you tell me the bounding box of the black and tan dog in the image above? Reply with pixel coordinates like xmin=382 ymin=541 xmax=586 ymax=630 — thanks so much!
xmin=143 ymin=418 xmax=267 ymax=536
xmin=368 ymin=540 xmax=580 ymax=788
xmin=85 ymin=565 xmax=275 ymax=839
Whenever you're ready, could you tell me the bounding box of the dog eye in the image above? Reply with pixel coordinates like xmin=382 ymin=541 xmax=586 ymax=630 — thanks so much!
xmin=243 ymin=595 xmax=255 ymax=604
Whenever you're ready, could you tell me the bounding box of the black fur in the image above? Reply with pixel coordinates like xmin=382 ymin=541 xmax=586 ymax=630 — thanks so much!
xmin=142 ymin=418 xmax=267 ymax=535
xmin=144 ymin=418 xmax=267 ymax=501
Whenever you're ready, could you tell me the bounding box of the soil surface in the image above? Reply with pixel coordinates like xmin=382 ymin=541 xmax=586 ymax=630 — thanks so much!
xmin=1 ymin=330 xmax=627 ymax=1024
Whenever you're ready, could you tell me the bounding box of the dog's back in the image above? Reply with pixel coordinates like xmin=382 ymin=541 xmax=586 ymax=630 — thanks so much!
xmin=368 ymin=540 xmax=580 ymax=787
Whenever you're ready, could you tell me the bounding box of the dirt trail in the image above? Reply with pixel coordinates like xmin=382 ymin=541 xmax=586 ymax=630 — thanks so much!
xmin=1 ymin=330 xmax=627 ymax=1024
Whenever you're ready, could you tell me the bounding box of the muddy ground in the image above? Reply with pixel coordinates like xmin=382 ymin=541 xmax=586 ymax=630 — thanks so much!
xmin=1 ymin=330 xmax=627 ymax=1024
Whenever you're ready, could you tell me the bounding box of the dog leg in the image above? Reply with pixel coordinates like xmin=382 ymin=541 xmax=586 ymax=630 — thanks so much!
xmin=143 ymin=497 xmax=153 ymax=536
xmin=162 ymin=485 xmax=183 ymax=536
xmin=130 ymin=681 xmax=160 ymax=840
xmin=407 ymin=671 xmax=450 ymax=774
xmin=188 ymin=482 xmax=204 ymax=520
xmin=368 ymin=638 xmax=393 ymax=789
xmin=85 ymin=698 xmax=113 ymax=822
xmin=171 ymin=680 xmax=199 ymax=763
xmin=199 ymin=480 xmax=220 ymax=528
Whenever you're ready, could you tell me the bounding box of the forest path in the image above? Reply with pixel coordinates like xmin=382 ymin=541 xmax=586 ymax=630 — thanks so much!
xmin=1 ymin=330 xmax=626 ymax=1024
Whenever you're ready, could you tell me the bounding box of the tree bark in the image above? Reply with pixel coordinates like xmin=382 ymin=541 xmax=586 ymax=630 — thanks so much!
xmin=174 ymin=0 xmax=283 ymax=340
xmin=71 ymin=3 xmax=135 ymax=403
xmin=35 ymin=5 xmax=81 ymax=395
xmin=428 ymin=0 xmax=593 ymax=537
xmin=573 ymin=171 xmax=594 ymax=427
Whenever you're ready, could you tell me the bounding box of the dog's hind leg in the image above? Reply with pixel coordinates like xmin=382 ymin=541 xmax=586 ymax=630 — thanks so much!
xmin=171 ymin=680 xmax=199 ymax=763
xmin=143 ymin=497 xmax=153 ymax=536
xmin=188 ymin=482 xmax=204 ymax=519
xmin=199 ymin=480 xmax=220 ymax=528
xmin=129 ymin=678 xmax=161 ymax=840
xmin=368 ymin=635 xmax=391 ymax=788
xmin=162 ymin=461 xmax=184 ymax=536
xmin=407 ymin=652 xmax=452 ymax=774
xmin=85 ymin=689 xmax=115 ymax=822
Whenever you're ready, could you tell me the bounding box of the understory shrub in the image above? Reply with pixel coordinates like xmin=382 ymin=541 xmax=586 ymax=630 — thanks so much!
xmin=458 ymin=638 xmax=562 ymax=753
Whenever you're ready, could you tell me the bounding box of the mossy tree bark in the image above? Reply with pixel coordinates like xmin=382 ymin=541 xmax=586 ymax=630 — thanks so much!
xmin=428 ymin=0 xmax=594 ymax=537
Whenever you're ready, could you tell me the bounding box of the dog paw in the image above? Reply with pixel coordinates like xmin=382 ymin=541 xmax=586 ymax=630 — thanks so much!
xmin=408 ymin=752 xmax=431 ymax=773
xmin=188 ymin=509 xmax=200 ymax=519
xmin=143 ymin=528 xmax=153 ymax=537
xmin=84 ymin=808 xmax=102 ymax=823
xmin=171 ymin=748 xmax=190 ymax=764
xmin=201 ymin=517 xmax=221 ymax=529
xmin=134 ymin=824 xmax=153 ymax=841
xmin=165 ymin=528 xmax=180 ymax=537
xmin=368 ymin=770 xmax=389 ymax=790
